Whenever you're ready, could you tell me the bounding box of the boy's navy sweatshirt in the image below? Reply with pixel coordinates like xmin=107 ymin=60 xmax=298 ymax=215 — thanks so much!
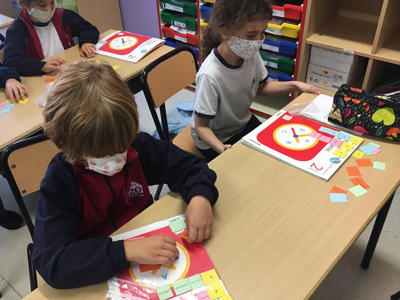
xmin=0 ymin=67 xmax=20 ymax=88
xmin=32 ymin=132 xmax=218 ymax=289
xmin=3 ymin=8 xmax=99 ymax=76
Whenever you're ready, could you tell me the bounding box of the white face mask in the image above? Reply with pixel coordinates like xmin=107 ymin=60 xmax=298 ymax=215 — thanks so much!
xmin=86 ymin=150 xmax=127 ymax=176
xmin=228 ymin=35 xmax=264 ymax=60
xmin=28 ymin=5 xmax=55 ymax=23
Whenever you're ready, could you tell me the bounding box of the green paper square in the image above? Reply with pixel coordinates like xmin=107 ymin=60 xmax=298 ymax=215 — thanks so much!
xmin=169 ymin=219 xmax=186 ymax=232
xmin=157 ymin=284 xmax=173 ymax=300
xmin=368 ymin=142 xmax=381 ymax=149
xmin=188 ymin=274 xmax=204 ymax=289
xmin=348 ymin=185 xmax=368 ymax=197
xmin=373 ymin=161 xmax=386 ymax=170
xmin=172 ymin=278 xmax=192 ymax=295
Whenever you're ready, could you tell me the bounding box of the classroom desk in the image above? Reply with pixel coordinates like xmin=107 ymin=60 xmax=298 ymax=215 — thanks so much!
xmin=0 ymin=30 xmax=173 ymax=152
xmin=0 ymin=14 xmax=13 ymax=29
xmin=22 ymin=92 xmax=400 ymax=299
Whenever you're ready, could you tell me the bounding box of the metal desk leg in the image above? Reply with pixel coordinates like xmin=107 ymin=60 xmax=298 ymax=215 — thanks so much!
xmin=361 ymin=193 xmax=395 ymax=269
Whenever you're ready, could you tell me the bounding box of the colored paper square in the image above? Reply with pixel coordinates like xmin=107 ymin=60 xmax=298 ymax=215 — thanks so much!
xmin=330 ymin=130 xmax=341 ymax=137
xmin=180 ymin=228 xmax=189 ymax=240
xmin=309 ymin=131 xmax=317 ymax=138
xmin=188 ymin=274 xmax=204 ymax=290
xmin=352 ymin=150 xmax=365 ymax=159
xmin=44 ymin=77 xmax=56 ymax=82
xmin=313 ymin=132 xmax=322 ymax=139
xmin=112 ymin=65 xmax=121 ymax=70
xmin=349 ymin=136 xmax=363 ymax=145
xmin=325 ymin=128 xmax=336 ymax=136
xmin=157 ymin=284 xmax=174 ymax=300
xmin=206 ymin=282 xmax=226 ymax=300
xmin=139 ymin=264 xmax=161 ymax=273
xmin=87 ymin=58 xmax=94 ymax=61
xmin=348 ymin=185 xmax=368 ymax=197
xmin=359 ymin=145 xmax=376 ymax=154
xmin=18 ymin=98 xmax=29 ymax=104
xmin=371 ymin=148 xmax=381 ymax=155
xmin=346 ymin=166 xmax=361 ymax=176
xmin=0 ymin=102 xmax=8 ymax=108
xmin=173 ymin=279 xmax=192 ymax=296
xmin=6 ymin=99 xmax=14 ymax=104
xmin=196 ymin=290 xmax=211 ymax=300
xmin=368 ymin=142 xmax=381 ymax=149
xmin=373 ymin=161 xmax=386 ymax=170
xmin=319 ymin=126 xmax=331 ymax=133
xmin=350 ymin=178 xmax=360 ymax=186
xmin=333 ymin=148 xmax=347 ymax=158
xmin=46 ymin=84 xmax=52 ymax=91
xmin=329 ymin=193 xmax=348 ymax=203
xmin=329 ymin=186 xmax=348 ymax=194
xmin=338 ymin=132 xmax=351 ymax=141
xmin=329 ymin=137 xmax=339 ymax=145
xmin=333 ymin=139 xmax=344 ymax=147
xmin=340 ymin=142 xmax=355 ymax=151
xmin=356 ymin=159 xmax=373 ymax=167
xmin=169 ymin=219 xmax=186 ymax=233
xmin=319 ymin=135 xmax=332 ymax=143
xmin=221 ymin=296 xmax=233 ymax=300
xmin=200 ymin=269 xmax=219 ymax=286
xmin=355 ymin=177 xmax=369 ymax=188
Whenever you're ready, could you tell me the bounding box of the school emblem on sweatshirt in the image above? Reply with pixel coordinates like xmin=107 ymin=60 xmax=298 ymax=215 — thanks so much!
xmin=127 ymin=181 xmax=144 ymax=201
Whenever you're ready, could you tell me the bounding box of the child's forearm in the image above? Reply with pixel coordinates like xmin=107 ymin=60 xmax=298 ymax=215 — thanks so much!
xmin=195 ymin=124 xmax=225 ymax=154
xmin=257 ymin=81 xmax=299 ymax=97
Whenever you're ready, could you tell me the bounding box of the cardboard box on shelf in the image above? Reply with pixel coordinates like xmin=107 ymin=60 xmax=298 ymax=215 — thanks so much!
xmin=311 ymin=45 xmax=354 ymax=65
xmin=306 ymin=63 xmax=366 ymax=92
xmin=310 ymin=54 xmax=367 ymax=74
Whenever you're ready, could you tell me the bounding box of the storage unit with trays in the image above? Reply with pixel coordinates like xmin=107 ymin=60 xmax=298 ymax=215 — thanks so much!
xmin=296 ymin=0 xmax=400 ymax=97
xmin=158 ymin=0 xmax=201 ymax=86
xmin=252 ymin=0 xmax=304 ymax=118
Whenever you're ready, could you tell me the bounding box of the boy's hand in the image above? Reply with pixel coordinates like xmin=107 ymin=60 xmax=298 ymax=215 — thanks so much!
xmin=41 ymin=57 xmax=66 ymax=73
xmin=295 ymin=81 xmax=321 ymax=95
xmin=124 ymin=236 xmax=179 ymax=266
xmin=80 ymin=43 xmax=96 ymax=58
xmin=5 ymin=78 xmax=28 ymax=100
xmin=185 ymin=195 xmax=213 ymax=243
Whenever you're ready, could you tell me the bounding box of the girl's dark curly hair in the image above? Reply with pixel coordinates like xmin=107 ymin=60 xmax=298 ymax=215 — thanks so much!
xmin=202 ymin=0 xmax=272 ymax=57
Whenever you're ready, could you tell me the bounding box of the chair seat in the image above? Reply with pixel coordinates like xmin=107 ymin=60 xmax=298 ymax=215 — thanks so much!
xmin=172 ymin=126 xmax=204 ymax=158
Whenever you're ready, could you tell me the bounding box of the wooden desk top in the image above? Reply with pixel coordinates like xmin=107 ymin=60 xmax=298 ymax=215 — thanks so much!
xmin=0 ymin=14 xmax=13 ymax=29
xmin=0 ymin=30 xmax=173 ymax=152
xmin=22 ymin=92 xmax=400 ymax=299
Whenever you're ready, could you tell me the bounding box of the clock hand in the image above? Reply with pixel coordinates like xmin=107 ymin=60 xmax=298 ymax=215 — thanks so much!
xmin=121 ymin=38 xmax=125 ymax=45
xmin=297 ymin=134 xmax=309 ymax=137
xmin=291 ymin=127 xmax=300 ymax=143
xmin=291 ymin=127 xmax=297 ymax=136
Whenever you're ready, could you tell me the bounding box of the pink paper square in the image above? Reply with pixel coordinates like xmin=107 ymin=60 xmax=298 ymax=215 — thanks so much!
xmin=310 ymin=131 xmax=321 ymax=138
xmin=333 ymin=139 xmax=343 ymax=147
xmin=371 ymin=148 xmax=381 ymax=155
xmin=0 ymin=102 xmax=8 ymax=108
xmin=196 ymin=290 xmax=211 ymax=300
xmin=329 ymin=138 xmax=339 ymax=145
xmin=319 ymin=135 xmax=332 ymax=143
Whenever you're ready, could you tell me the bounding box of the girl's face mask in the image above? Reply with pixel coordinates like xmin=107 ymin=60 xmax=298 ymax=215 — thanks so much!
xmin=228 ymin=35 xmax=264 ymax=60
xmin=28 ymin=5 xmax=55 ymax=23
xmin=85 ymin=150 xmax=127 ymax=176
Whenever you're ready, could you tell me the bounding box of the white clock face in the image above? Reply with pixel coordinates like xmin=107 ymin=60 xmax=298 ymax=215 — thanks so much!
xmin=109 ymin=36 xmax=138 ymax=50
xmin=273 ymin=123 xmax=318 ymax=150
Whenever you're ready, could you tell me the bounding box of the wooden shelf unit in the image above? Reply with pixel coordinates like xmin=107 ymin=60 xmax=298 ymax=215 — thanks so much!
xmin=297 ymin=0 xmax=400 ymax=94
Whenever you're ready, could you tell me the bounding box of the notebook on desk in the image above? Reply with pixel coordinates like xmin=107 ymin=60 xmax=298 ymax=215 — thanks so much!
xmin=242 ymin=109 xmax=363 ymax=181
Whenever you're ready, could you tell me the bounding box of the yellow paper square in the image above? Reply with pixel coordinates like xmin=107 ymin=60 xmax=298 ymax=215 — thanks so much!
xmin=87 ymin=58 xmax=94 ymax=61
xmin=340 ymin=142 xmax=354 ymax=151
xmin=6 ymin=100 xmax=13 ymax=104
xmin=352 ymin=150 xmax=365 ymax=159
xmin=206 ymin=282 xmax=226 ymax=300
xmin=333 ymin=148 xmax=347 ymax=158
xmin=200 ymin=269 xmax=219 ymax=286
xmin=222 ymin=296 xmax=233 ymax=300
xmin=349 ymin=136 xmax=362 ymax=145
xmin=113 ymin=65 xmax=121 ymax=70
xmin=18 ymin=98 xmax=30 ymax=104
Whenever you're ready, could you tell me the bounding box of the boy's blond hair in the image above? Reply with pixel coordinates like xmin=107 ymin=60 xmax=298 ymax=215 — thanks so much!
xmin=43 ymin=61 xmax=139 ymax=162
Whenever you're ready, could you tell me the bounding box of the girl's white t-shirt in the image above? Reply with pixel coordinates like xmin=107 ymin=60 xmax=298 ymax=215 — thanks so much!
xmin=190 ymin=48 xmax=268 ymax=150
xmin=34 ymin=21 xmax=64 ymax=58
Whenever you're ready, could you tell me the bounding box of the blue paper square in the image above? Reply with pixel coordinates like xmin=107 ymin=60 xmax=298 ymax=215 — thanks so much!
xmin=359 ymin=145 xmax=376 ymax=154
xmin=338 ymin=132 xmax=351 ymax=141
xmin=329 ymin=193 xmax=348 ymax=203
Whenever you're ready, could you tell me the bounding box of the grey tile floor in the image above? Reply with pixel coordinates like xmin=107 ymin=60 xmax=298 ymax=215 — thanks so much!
xmin=0 ymin=90 xmax=399 ymax=299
